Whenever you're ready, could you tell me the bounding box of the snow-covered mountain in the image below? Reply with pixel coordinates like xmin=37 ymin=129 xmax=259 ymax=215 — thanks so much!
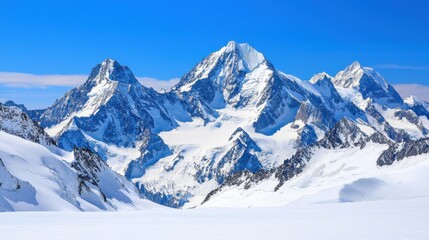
xmin=32 ymin=59 xmax=182 ymax=176
xmin=331 ymin=62 xmax=428 ymax=140
xmin=131 ymin=42 xmax=427 ymax=207
xmin=174 ymin=41 xmax=365 ymax=135
xmin=2 ymin=41 xmax=429 ymax=210
xmin=332 ymin=61 xmax=404 ymax=107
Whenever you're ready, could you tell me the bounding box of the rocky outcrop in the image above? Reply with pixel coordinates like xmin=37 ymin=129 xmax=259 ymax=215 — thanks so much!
xmin=377 ymin=138 xmax=429 ymax=166
xmin=0 ymin=103 xmax=55 ymax=145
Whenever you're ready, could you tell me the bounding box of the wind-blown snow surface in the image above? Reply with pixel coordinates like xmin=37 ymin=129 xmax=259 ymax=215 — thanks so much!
xmin=0 ymin=194 xmax=428 ymax=240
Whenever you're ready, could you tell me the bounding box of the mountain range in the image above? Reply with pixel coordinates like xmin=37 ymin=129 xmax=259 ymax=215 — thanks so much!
xmin=1 ymin=41 xmax=429 ymax=210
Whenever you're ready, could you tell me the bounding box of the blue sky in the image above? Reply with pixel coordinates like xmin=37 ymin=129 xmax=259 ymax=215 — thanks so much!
xmin=0 ymin=0 xmax=428 ymax=108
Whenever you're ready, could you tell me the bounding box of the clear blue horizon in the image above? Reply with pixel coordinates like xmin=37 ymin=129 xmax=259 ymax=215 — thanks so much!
xmin=0 ymin=0 xmax=428 ymax=108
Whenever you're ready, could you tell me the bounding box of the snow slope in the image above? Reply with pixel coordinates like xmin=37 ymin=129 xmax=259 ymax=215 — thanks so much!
xmin=0 ymin=131 xmax=156 ymax=211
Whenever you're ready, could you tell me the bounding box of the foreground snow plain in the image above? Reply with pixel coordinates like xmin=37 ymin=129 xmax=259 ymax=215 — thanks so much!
xmin=1 ymin=195 xmax=428 ymax=240
xmin=2 ymin=155 xmax=429 ymax=240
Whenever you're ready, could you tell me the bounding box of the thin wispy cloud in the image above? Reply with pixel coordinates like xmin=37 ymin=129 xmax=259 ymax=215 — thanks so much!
xmin=375 ymin=64 xmax=429 ymax=71
xmin=394 ymin=84 xmax=429 ymax=101
xmin=0 ymin=72 xmax=87 ymax=87
xmin=0 ymin=72 xmax=180 ymax=91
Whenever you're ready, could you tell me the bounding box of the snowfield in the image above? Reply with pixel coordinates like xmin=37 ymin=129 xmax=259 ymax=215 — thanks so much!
xmin=0 ymin=196 xmax=428 ymax=240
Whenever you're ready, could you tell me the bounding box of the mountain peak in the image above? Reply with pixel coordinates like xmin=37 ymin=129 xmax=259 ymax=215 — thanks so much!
xmin=228 ymin=127 xmax=261 ymax=151
xmin=89 ymin=58 xmax=138 ymax=85
xmin=404 ymin=96 xmax=419 ymax=106
xmin=229 ymin=127 xmax=248 ymax=142
xmin=101 ymin=57 xmax=117 ymax=65
xmin=332 ymin=61 xmax=388 ymax=91
xmin=332 ymin=61 xmax=403 ymax=107
xmin=175 ymin=41 xmax=271 ymax=102
xmin=219 ymin=41 xmax=266 ymax=71
xmin=346 ymin=61 xmax=362 ymax=71
xmin=225 ymin=40 xmax=238 ymax=50
xmin=333 ymin=61 xmax=364 ymax=88
xmin=3 ymin=100 xmax=28 ymax=112
xmin=100 ymin=58 xmax=122 ymax=72
xmin=309 ymin=72 xmax=332 ymax=84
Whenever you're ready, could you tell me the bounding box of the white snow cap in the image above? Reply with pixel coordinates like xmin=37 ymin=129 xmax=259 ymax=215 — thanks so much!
xmin=221 ymin=41 xmax=266 ymax=71
xmin=333 ymin=61 xmax=389 ymax=91
xmin=346 ymin=61 xmax=362 ymax=71
xmin=404 ymin=95 xmax=420 ymax=106
xmin=310 ymin=72 xmax=332 ymax=84
xmin=92 ymin=58 xmax=137 ymax=84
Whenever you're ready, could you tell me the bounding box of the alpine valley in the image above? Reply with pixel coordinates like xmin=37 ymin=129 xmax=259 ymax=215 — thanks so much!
xmin=1 ymin=41 xmax=429 ymax=212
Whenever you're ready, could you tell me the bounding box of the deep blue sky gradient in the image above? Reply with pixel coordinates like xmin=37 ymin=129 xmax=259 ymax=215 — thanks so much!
xmin=0 ymin=0 xmax=428 ymax=108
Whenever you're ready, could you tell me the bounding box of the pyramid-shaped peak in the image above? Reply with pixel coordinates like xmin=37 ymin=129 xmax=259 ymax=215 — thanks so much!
xmin=224 ymin=40 xmax=251 ymax=51
xmin=346 ymin=61 xmax=362 ymax=70
xmin=310 ymin=72 xmax=332 ymax=84
xmin=89 ymin=58 xmax=138 ymax=84
xmin=219 ymin=41 xmax=266 ymax=71
xmin=100 ymin=58 xmax=122 ymax=69
xmin=175 ymin=41 xmax=272 ymax=95
xmin=100 ymin=58 xmax=126 ymax=73
xmin=225 ymin=40 xmax=238 ymax=49
xmin=228 ymin=127 xmax=261 ymax=150
xmin=229 ymin=127 xmax=248 ymax=141
xmin=332 ymin=61 xmax=367 ymax=88
xmin=102 ymin=58 xmax=117 ymax=64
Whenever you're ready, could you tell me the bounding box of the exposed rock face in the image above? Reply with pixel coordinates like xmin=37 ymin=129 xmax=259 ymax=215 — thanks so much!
xmin=274 ymin=147 xmax=313 ymax=191
xmin=72 ymin=147 xmax=142 ymax=207
xmin=394 ymin=109 xmax=428 ymax=134
xmin=318 ymin=118 xmax=370 ymax=149
xmin=363 ymin=104 xmax=411 ymax=142
xmin=0 ymin=103 xmax=55 ymax=145
xmin=202 ymin=169 xmax=271 ymax=204
xmin=296 ymin=125 xmax=318 ymax=147
xmin=72 ymin=148 xmax=109 ymax=201
xmin=125 ymin=130 xmax=172 ymax=179
xmin=377 ymin=138 xmax=429 ymax=166
xmin=214 ymin=128 xmax=263 ymax=183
